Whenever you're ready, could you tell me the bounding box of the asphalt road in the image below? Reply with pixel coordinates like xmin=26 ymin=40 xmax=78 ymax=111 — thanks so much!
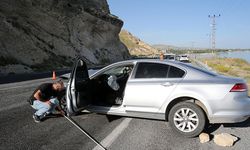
xmin=1 ymin=78 xmax=250 ymax=150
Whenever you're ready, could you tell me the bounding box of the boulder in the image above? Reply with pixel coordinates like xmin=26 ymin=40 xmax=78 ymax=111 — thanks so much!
xmin=214 ymin=133 xmax=238 ymax=147
xmin=199 ymin=132 xmax=210 ymax=143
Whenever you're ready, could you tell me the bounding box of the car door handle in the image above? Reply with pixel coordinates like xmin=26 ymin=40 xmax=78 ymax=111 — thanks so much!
xmin=161 ymin=82 xmax=173 ymax=87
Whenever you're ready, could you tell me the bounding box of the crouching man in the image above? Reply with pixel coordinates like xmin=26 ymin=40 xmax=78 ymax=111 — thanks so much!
xmin=28 ymin=80 xmax=65 ymax=123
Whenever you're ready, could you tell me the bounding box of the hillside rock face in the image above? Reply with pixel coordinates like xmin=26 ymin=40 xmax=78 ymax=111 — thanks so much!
xmin=119 ymin=30 xmax=160 ymax=56
xmin=0 ymin=0 xmax=130 ymax=74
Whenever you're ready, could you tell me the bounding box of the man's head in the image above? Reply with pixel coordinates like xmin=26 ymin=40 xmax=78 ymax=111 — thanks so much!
xmin=53 ymin=80 xmax=64 ymax=91
xmin=160 ymin=53 xmax=164 ymax=60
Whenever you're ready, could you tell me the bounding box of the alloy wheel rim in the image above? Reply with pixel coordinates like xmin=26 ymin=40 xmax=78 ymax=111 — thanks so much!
xmin=173 ymin=108 xmax=199 ymax=132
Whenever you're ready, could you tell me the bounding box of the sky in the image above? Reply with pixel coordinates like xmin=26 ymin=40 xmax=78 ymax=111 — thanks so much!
xmin=107 ymin=0 xmax=250 ymax=49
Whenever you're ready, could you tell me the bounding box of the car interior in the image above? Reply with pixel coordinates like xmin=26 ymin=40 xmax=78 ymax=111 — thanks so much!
xmin=73 ymin=63 xmax=134 ymax=108
xmin=90 ymin=65 xmax=134 ymax=107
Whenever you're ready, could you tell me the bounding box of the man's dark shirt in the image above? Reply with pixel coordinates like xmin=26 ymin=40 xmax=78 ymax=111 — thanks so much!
xmin=29 ymin=83 xmax=57 ymax=105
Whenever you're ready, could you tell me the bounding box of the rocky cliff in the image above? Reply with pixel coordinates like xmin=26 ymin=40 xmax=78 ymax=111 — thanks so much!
xmin=0 ymin=0 xmax=130 ymax=75
xmin=119 ymin=29 xmax=160 ymax=56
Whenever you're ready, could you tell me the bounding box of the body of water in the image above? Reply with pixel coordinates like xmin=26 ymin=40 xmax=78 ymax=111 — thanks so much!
xmin=187 ymin=51 xmax=250 ymax=63
xmin=219 ymin=50 xmax=250 ymax=63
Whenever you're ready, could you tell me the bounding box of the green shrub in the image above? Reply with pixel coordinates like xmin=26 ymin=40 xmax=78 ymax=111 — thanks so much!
xmin=233 ymin=58 xmax=248 ymax=65
xmin=242 ymin=66 xmax=250 ymax=71
xmin=214 ymin=65 xmax=230 ymax=73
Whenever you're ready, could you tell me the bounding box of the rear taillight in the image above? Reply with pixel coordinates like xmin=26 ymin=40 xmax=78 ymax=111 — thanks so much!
xmin=230 ymin=83 xmax=248 ymax=92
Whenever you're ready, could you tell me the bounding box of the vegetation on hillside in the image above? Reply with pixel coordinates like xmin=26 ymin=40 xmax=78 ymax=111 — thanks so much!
xmin=200 ymin=58 xmax=250 ymax=95
xmin=119 ymin=31 xmax=139 ymax=50
xmin=119 ymin=30 xmax=160 ymax=56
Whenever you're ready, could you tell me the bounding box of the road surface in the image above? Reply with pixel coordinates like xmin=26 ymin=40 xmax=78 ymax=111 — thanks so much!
xmin=1 ymin=78 xmax=250 ymax=150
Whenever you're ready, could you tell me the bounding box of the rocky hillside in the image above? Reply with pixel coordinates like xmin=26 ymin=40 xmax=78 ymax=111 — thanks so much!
xmin=0 ymin=0 xmax=130 ymax=75
xmin=119 ymin=30 xmax=160 ymax=56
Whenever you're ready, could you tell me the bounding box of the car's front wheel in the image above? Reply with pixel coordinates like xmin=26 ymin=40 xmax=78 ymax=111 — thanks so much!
xmin=168 ymin=102 xmax=206 ymax=137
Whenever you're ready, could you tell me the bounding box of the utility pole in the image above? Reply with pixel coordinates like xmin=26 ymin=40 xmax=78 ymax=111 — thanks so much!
xmin=208 ymin=14 xmax=220 ymax=50
xmin=206 ymin=33 xmax=211 ymax=49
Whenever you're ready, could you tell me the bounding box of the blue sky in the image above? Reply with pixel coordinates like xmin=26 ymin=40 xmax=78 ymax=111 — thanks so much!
xmin=108 ymin=0 xmax=250 ymax=49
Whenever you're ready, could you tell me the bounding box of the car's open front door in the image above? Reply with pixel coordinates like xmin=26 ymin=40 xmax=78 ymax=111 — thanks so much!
xmin=66 ymin=58 xmax=92 ymax=115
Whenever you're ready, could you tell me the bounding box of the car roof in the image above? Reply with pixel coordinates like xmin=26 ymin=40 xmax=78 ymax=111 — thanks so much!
xmin=116 ymin=59 xmax=193 ymax=69
xmin=116 ymin=59 xmax=180 ymax=64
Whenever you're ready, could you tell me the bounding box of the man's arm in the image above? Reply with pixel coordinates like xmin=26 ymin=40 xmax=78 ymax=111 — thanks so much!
xmin=56 ymin=105 xmax=65 ymax=115
xmin=55 ymin=94 xmax=65 ymax=115
xmin=34 ymin=90 xmax=42 ymax=101
xmin=34 ymin=90 xmax=50 ymax=104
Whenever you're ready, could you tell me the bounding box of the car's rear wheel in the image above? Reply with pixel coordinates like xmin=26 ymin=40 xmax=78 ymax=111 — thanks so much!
xmin=168 ymin=102 xmax=205 ymax=137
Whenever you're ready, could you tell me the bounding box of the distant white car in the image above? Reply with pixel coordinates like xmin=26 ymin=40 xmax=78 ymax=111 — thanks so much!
xmin=177 ymin=55 xmax=189 ymax=62
xmin=65 ymin=57 xmax=250 ymax=137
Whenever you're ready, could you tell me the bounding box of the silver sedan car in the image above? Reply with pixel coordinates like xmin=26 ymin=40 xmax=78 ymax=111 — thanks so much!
xmin=66 ymin=58 xmax=250 ymax=137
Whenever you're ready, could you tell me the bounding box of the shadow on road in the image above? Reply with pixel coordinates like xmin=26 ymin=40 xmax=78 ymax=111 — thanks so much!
xmin=105 ymin=115 xmax=123 ymax=122
xmin=41 ymin=112 xmax=123 ymax=123
xmin=223 ymin=118 xmax=250 ymax=128
xmin=42 ymin=114 xmax=64 ymax=121
xmin=204 ymin=124 xmax=222 ymax=133
xmin=204 ymin=118 xmax=250 ymax=134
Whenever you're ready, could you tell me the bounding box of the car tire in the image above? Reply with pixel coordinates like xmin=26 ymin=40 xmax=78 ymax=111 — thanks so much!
xmin=168 ymin=102 xmax=206 ymax=137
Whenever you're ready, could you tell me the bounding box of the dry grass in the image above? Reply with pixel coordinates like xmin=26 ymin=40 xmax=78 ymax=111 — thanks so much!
xmin=200 ymin=58 xmax=250 ymax=96
xmin=119 ymin=30 xmax=139 ymax=50
xmin=119 ymin=30 xmax=161 ymax=56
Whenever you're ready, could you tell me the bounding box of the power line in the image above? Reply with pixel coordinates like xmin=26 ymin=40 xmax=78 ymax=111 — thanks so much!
xmin=208 ymin=14 xmax=221 ymax=49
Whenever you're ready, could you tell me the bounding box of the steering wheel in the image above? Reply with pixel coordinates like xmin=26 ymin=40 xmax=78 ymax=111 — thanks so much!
xmin=122 ymin=67 xmax=132 ymax=74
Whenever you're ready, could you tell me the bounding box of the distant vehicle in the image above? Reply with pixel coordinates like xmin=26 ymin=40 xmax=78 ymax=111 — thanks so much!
xmin=63 ymin=58 xmax=250 ymax=137
xmin=176 ymin=54 xmax=190 ymax=63
xmin=163 ymin=54 xmax=176 ymax=60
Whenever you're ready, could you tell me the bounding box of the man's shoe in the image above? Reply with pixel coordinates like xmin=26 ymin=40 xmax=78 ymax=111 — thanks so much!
xmin=45 ymin=111 xmax=60 ymax=116
xmin=33 ymin=114 xmax=41 ymax=123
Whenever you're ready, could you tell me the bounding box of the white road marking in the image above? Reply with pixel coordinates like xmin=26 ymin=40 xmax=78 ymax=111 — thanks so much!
xmin=92 ymin=118 xmax=132 ymax=150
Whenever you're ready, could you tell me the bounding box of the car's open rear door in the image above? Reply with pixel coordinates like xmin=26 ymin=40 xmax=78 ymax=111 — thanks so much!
xmin=66 ymin=58 xmax=92 ymax=115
